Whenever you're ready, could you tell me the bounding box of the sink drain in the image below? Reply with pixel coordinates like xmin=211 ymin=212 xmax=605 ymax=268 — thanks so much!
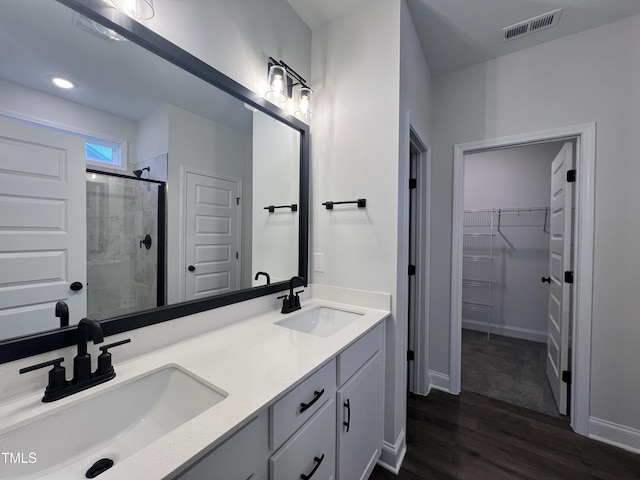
xmin=86 ymin=458 xmax=114 ymax=478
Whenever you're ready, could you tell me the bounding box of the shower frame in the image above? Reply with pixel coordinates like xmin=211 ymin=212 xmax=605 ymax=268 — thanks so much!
xmin=86 ymin=168 xmax=166 ymax=308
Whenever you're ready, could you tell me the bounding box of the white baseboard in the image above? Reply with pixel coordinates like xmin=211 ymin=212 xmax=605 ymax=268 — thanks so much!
xmin=377 ymin=429 xmax=406 ymax=474
xmin=589 ymin=417 xmax=640 ymax=454
xmin=463 ymin=319 xmax=547 ymax=343
xmin=428 ymin=370 xmax=450 ymax=393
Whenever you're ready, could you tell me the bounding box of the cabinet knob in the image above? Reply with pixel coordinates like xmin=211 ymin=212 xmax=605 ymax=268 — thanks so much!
xmin=70 ymin=281 xmax=84 ymax=291
xmin=188 ymin=265 xmax=196 ymax=272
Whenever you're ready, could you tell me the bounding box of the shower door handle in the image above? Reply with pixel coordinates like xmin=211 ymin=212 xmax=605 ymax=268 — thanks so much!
xmin=70 ymin=281 xmax=84 ymax=291
xmin=188 ymin=265 xmax=196 ymax=272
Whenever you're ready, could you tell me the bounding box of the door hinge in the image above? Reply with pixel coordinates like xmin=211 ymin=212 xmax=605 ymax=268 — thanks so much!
xmin=564 ymin=271 xmax=574 ymax=284
xmin=567 ymin=170 xmax=576 ymax=183
xmin=409 ymin=178 xmax=417 ymax=189
xmin=407 ymin=350 xmax=415 ymax=361
xmin=236 ymin=252 xmax=239 ymax=259
xmin=562 ymin=370 xmax=572 ymax=384
xmin=408 ymin=265 xmax=416 ymax=276
xmin=236 ymin=197 xmax=240 ymax=205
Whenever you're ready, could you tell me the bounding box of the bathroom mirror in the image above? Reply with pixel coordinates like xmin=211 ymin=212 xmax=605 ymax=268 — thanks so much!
xmin=0 ymin=0 xmax=309 ymax=363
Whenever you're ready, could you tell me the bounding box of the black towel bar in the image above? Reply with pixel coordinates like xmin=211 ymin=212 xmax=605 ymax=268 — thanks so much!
xmin=264 ymin=204 xmax=298 ymax=213
xmin=322 ymin=199 xmax=366 ymax=210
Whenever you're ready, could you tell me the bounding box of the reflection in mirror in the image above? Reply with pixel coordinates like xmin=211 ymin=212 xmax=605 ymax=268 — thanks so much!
xmin=0 ymin=0 xmax=303 ymax=343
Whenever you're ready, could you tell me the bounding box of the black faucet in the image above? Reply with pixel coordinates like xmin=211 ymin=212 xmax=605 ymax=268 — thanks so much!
xmin=254 ymin=271 xmax=271 ymax=285
xmin=19 ymin=318 xmax=131 ymax=402
xmin=55 ymin=301 xmax=69 ymax=327
xmin=73 ymin=318 xmax=104 ymax=383
xmin=278 ymin=276 xmax=306 ymax=314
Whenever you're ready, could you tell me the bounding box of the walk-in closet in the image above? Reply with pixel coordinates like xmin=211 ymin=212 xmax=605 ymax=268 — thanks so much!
xmin=461 ymin=141 xmax=567 ymax=418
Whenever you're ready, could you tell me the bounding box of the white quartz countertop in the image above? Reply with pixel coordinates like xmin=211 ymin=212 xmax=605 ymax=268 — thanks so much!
xmin=0 ymin=297 xmax=389 ymax=480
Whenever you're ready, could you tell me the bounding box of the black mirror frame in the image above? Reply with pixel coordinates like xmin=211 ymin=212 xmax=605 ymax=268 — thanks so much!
xmin=0 ymin=0 xmax=309 ymax=364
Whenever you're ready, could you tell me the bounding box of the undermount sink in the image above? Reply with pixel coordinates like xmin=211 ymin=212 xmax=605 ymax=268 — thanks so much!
xmin=275 ymin=307 xmax=364 ymax=337
xmin=0 ymin=365 xmax=227 ymax=479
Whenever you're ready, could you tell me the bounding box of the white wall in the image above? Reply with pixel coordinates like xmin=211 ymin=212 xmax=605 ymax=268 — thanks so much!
xmin=164 ymin=105 xmax=253 ymax=303
xmin=309 ymin=0 xmax=432 ymax=468
xmin=252 ymin=112 xmax=300 ymax=284
xmin=0 ymin=79 xmax=137 ymax=159
xmin=431 ymin=13 xmax=640 ymax=438
xmin=138 ymin=0 xmax=311 ymax=99
xmin=310 ymin=0 xmax=402 ymax=463
xmin=463 ymin=143 xmax=562 ymax=341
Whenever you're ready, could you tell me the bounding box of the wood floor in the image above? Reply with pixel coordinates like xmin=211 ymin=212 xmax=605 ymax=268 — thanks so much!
xmin=369 ymin=390 xmax=640 ymax=480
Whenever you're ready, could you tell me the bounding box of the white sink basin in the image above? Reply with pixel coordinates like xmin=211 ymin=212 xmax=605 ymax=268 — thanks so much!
xmin=275 ymin=307 xmax=363 ymax=337
xmin=0 ymin=365 xmax=227 ymax=479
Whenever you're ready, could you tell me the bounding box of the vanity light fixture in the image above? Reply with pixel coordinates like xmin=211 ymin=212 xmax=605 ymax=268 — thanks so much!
xmin=265 ymin=63 xmax=288 ymax=104
xmin=294 ymin=86 xmax=314 ymax=120
xmin=50 ymin=76 xmax=76 ymax=89
xmin=265 ymin=57 xmax=315 ymax=119
xmin=111 ymin=0 xmax=155 ymax=20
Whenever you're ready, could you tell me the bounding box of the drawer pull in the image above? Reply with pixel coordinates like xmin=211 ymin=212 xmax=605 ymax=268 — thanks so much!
xmin=343 ymin=398 xmax=351 ymax=432
xmin=300 ymin=453 xmax=324 ymax=480
xmin=299 ymin=389 xmax=324 ymax=413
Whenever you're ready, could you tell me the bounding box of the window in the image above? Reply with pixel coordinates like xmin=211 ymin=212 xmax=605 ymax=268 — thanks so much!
xmin=85 ymin=138 xmax=125 ymax=170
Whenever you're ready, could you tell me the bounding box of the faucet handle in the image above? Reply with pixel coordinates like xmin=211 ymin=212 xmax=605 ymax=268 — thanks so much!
xmin=96 ymin=339 xmax=131 ymax=377
xmin=19 ymin=357 xmax=67 ymax=398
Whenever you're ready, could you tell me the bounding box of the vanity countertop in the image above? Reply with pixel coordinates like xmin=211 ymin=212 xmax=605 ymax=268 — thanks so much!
xmin=0 ymin=296 xmax=389 ymax=480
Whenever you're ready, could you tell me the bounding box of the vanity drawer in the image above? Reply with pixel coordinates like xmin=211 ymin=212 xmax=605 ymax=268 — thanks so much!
xmin=270 ymin=398 xmax=336 ymax=480
xmin=338 ymin=323 xmax=383 ymax=385
xmin=270 ymin=358 xmax=336 ymax=448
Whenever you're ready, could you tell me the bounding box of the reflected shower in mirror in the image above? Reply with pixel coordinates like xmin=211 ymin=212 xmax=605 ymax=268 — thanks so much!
xmin=0 ymin=0 xmax=302 ymax=343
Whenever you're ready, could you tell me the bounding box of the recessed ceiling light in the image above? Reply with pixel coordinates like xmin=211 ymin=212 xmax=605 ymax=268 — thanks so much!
xmin=50 ymin=76 xmax=76 ymax=89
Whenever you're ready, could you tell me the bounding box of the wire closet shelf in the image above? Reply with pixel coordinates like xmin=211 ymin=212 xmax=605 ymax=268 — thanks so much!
xmin=462 ymin=207 xmax=550 ymax=339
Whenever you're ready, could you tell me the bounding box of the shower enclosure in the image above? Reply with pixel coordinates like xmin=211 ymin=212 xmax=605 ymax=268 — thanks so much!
xmin=86 ymin=169 xmax=165 ymax=320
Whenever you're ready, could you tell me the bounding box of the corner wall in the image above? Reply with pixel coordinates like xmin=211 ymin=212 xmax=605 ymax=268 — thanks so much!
xmin=310 ymin=0 xmax=433 ymax=470
xmin=430 ymin=13 xmax=640 ymax=448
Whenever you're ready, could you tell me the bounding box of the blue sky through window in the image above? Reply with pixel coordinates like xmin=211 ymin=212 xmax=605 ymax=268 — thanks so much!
xmin=86 ymin=142 xmax=115 ymax=164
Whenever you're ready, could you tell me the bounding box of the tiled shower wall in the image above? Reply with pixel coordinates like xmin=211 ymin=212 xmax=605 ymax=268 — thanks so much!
xmin=86 ymin=174 xmax=159 ymax=320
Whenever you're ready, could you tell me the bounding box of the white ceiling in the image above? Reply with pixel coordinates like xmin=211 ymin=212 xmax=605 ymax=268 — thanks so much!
xmin=286 ymin=0 xmax=640 ymax=76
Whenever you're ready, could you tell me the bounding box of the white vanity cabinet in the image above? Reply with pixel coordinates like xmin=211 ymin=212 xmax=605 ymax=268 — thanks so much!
xmin=336 ymin=324 xmax=384 ymax=480
xmin=176 ymin=411 xmax=269 ymax=480
xmin=174 ymin=322 xmax=384 ymax=480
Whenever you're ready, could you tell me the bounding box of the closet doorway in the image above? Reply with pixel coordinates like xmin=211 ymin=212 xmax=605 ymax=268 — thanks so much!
xmin=449 ymin=124 xmax=596 ymax=436
xmin=460 ymin=141 xmax=567 ymax=418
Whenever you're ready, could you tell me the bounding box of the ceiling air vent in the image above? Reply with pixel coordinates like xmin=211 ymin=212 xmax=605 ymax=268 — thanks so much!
xmin=502 ymin=8 xmax=562 ymax=42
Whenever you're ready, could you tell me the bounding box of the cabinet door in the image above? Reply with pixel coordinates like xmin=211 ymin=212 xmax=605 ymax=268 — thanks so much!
xmin=176 ymin=412 xmax=268 ymax=480
xmin=337 ymin=351 xmax=383 ymax=480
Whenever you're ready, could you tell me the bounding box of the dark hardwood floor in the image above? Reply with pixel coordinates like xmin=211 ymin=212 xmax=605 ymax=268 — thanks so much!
xmin=370 ymin=390 xmax=640 ymax=480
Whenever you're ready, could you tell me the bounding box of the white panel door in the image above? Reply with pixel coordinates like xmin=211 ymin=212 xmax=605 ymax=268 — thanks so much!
xmin=0 ymin=117 xmax=86 ymax=339
xmin=184 ymin=171 xmax=240 ymax=301
xmin=546 ymin=141 xmax=574 ymax=415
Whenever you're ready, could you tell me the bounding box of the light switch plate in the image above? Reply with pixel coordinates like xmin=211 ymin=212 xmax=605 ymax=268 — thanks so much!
xmin=314 ymin=253 xmax=325 ymax=272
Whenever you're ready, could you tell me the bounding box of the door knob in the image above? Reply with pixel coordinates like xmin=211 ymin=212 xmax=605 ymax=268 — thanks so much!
xmin=188 ymin=265 xmax=196 ymax=272
xmin=541 ymin=277 xmax=551 ymax=284
xmin=70 ymin=281 xmax=84 ymax=291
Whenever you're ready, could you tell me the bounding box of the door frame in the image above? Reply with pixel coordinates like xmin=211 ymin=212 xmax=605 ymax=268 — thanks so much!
xmin=180 ymin=166 xmax=242 ymax=302
xmin=449 ymin=123 xmax=596 ymax=436
xmin=407 ymin=127 xmax=430 ymax=395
